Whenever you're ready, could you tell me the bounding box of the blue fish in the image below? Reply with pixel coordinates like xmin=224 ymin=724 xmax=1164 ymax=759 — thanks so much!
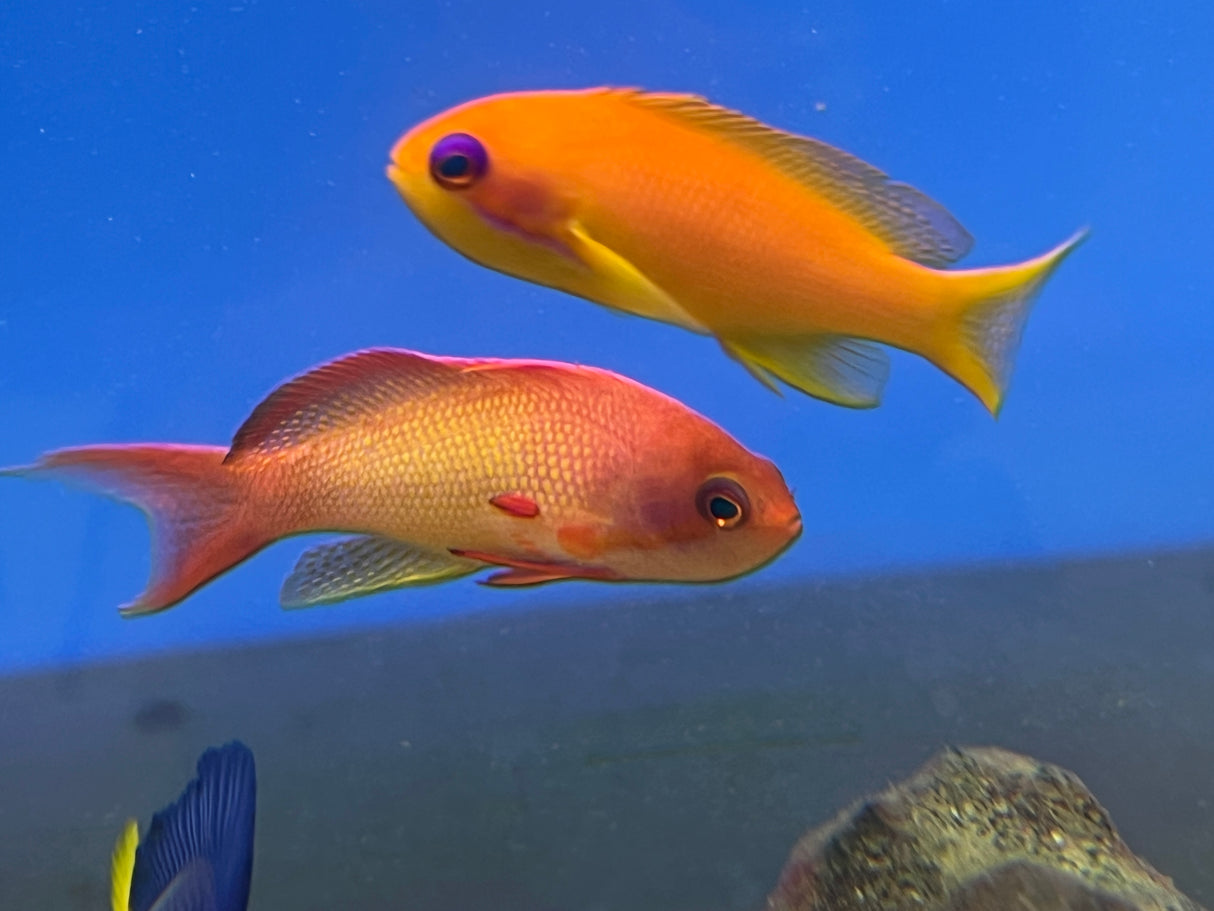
xmin=110 ymin=741 xmax=256 ymax=911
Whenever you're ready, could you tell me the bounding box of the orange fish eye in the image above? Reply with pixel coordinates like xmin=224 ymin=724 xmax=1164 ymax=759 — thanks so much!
xmin=695 ymin=477 xmax=749 ymax=530
xmin=429 ymin=132 xmax=489 ymax=189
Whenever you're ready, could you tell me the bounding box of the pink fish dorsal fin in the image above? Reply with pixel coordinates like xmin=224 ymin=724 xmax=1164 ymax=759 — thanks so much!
xmin=227 ymin=348 xmax=463 ymax=460
xmin=620 ymin=90 xmax=973 ymax=268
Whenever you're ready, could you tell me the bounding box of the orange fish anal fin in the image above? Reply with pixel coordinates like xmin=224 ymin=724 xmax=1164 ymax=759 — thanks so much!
xmin=450 ymin=549 xmax=620 ymax=587
xmin=721 ymin=333 xmax=890 ymax=408
xmin=490 ymin=492 xmax=540 ymax=518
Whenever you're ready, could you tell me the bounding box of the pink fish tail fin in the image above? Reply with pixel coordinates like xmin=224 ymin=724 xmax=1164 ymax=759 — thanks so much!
xmin=9 ymin=444 xmax=272 ymax=615
xmin=932 ymin=228 xmax=1088 ymax=417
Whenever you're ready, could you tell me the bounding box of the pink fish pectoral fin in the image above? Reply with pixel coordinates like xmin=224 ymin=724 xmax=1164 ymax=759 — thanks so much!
xmin=721 ymin=334 xmax=890 ymax=409
xmin=563 ymin=222 xmax=707 ymax=333
xmin=450 ymin=549 xmax=620 ymax=587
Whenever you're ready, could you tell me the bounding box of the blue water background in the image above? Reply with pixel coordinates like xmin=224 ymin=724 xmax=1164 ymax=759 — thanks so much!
xmin=1 ymin=1 xmax=1210 ymax=672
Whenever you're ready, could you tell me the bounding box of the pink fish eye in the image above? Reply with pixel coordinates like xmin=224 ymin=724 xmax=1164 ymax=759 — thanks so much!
xmin=429 ymin=133 xmax=488 ymax=189
xmin=695 ymin=477 xmax=750 ymax=530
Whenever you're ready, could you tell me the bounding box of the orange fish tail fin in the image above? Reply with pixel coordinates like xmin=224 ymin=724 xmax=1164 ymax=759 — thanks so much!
xmin=9 ymin=445 xmax=271 ymax=615
xmin=932 ymin=228 xmax=1088 ymax=416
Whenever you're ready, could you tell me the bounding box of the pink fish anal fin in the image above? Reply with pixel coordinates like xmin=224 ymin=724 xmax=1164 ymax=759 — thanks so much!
xmin=489 ymin=492 xmax=540 ymax=518
xmin=449 ymin=549 xmax=620 ymax=587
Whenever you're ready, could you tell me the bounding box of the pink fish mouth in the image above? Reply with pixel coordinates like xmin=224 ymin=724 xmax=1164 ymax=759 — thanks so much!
xmin=788 ymin=514 xmax=803 ymax=538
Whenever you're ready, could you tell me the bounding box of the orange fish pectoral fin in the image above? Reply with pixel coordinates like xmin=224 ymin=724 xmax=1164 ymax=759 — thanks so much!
xmin=281 ymin=535 xmax=479 ymax=608
xmin=721 ymin=334 xmax=890 ymax=408
xmin=563 ymin=222 xmax=707 ymax=332
xmin=450 ymin=549 xmax=621 ymax=587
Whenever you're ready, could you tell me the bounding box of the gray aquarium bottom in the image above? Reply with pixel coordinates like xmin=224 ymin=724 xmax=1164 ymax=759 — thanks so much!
xmin=2 ymin=545 xmax=1213 ymax=910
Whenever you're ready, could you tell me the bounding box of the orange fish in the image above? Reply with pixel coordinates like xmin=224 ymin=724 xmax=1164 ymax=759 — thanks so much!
xmin=387 ymin=88 xmax=1087 ymax=415
xmin=2 ymin=348 xmax=800 ymax=614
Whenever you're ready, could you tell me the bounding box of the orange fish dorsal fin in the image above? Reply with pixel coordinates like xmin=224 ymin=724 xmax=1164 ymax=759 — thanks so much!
xmin=622 ymin=90 xmax=974 ymax=268
xmin=227 ymin=348 xmax=462 ymax=460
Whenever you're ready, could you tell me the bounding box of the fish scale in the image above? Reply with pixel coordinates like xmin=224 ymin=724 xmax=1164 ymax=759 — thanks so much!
xmin=239 ymin=362 xmax=635 ymax=553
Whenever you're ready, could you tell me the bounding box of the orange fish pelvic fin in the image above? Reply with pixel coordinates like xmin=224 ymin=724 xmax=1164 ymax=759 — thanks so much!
xmin=450 ymin=548 xmax=621 ymax=586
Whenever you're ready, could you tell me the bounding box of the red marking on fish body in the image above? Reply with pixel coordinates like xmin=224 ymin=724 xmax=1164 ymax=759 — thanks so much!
xmin=490 ymin=492 xmax=540 ymax=518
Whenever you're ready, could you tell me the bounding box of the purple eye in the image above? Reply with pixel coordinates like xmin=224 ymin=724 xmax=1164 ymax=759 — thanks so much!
xmin=429 ymin=133 xmax=488 ymax=189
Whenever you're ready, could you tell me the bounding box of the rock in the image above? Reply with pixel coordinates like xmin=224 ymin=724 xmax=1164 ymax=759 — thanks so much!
xmin=766 ymin=746 xmax=1203 ymax=911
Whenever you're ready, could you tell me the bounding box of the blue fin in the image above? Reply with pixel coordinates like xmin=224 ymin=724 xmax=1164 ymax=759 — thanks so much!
xmin=129 ymin=741 xmax=256 ymax=911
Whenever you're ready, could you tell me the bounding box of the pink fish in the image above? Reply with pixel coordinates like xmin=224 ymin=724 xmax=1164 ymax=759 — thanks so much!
xmin=4 ymin=348 xmax=801 ymax=614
